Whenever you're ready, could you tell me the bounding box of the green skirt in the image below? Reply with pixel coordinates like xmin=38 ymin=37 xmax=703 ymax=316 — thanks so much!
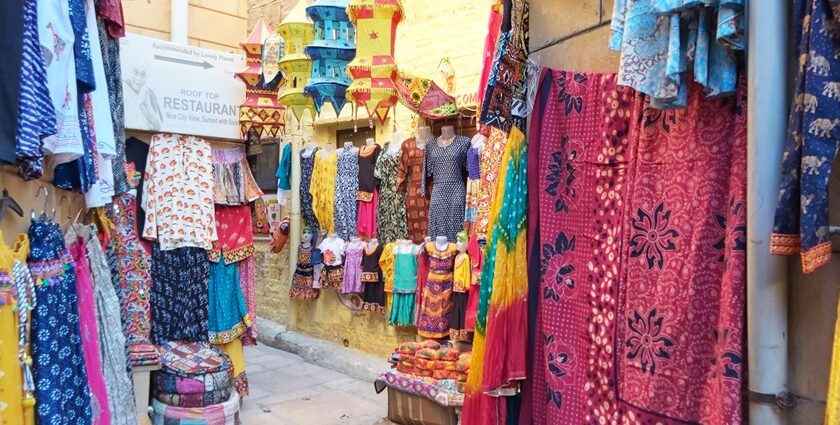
xmin=389 ymin=293 xmax=415 ymax=326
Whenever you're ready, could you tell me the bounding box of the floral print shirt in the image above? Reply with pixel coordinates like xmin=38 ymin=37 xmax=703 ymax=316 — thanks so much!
xmin=142 ymin=133 xmax=217 ymax=251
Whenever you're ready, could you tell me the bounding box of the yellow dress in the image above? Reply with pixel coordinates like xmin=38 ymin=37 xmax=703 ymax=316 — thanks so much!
xmin=311 ymin=151 xmax=337 ymax=234
xmin=379 ymin=243 xmax=396 ymax=316
xmin=453 ymin=252 xmax=471 ymax=293
xmin=214 ymin=338 xmax=248 ymax=396
xmin=0 ymin=233 xmax=34 ymax=425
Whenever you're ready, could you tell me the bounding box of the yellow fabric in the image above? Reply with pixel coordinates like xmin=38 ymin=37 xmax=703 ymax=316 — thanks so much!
xmin=379 ymin=243 xmax=396 ymax=316
xmin=453 ymin=252 xmax=471 ymax=292
xmin=0 ymin=232 xmax=32 ymax=425
xmin=311 ymin=151 xmax=337 ymax=234
xmin=827 ymin=294 xmax=840 ymax=424
xmin=215 ymin=339 xmax=247 ymax=394
xmin=464 ymin=127 xmax=514 ymax=397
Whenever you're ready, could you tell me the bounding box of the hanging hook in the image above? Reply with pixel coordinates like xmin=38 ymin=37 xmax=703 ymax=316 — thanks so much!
xmin=31 ymin=186 xmax=49 ymax=222
xmin=57 ymin=195 xmax=71 ymax=225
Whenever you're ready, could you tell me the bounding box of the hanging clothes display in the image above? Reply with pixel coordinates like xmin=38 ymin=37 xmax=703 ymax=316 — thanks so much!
xmin=310 ymin=150 xmax=337 ymax=234
xmin=15 ymin=0 xmax=56 ymax=181
xmin=397 ymin=139 xmax=429 ymax=243
xmin=318 ymin=235 xmax=346 ymax=289
xmin=342 ymin=240 xmax=365 ymax=294
xmin=106 ymin=192 xmax=157 ymax=366
xmin=771 ymin=0 xmax=838 ymax=273
xmin=277 ymin=142 xmax=292 ymax=193
xmin=37 ymin=0 xmax=82 ymax=166
xmin=210 ymin=205 xmax=255 ymax=264
xmin=361 ymin=242 xmax=385 ymax=312
xmin=150 ymin=244 xmax=210 ymax=344
xmin=142 ymin=133 xmax=217 ymax=251
xmin=290 ymin=242 xmax=319 ymax=300
xmin=450 ymin=235 xmax=472 ymax=341
xmin=357 ymin=144 xmax=382 ymax=238
xmin=66 ymin=232 xmax=112 ymax=425
xmin=28 ymin=221 xmax=92 ymax=424
xmin=238 ymin=256 xmax=258 ymax=345
xmin=0 ymin=232 xmax=33 ymax=425
xmin=97 ymin=16 xmax=130 ymax=196
xmin=464 ymin=143 xmax=481 ymax=224
xmin=475 ymin=128 xmax=508 ymax=238
xmin=70 ymin=224 xmax=135 ymax=425
xmin=208 ymin=253 xmax=250 ymax=344
xmin=334 ymin=147 xmax=359 ymax=240
xmin=423 ymin=136 xmax=470 ymax=241
xmin=374 ymin=144 xmax=407 ymax=244
xmin=0 ymin=0 xmax=24 ymax=166
xmin=464 ymin=234 xmax=482 ymax=331
xmin=300 ymin=148 xmax=321 ymax=232
xmin=526 ymin=69 xmax=746 ymax=425
xmin=212 ymin=147 xmax=262 ymax=207
xmin=390 ymin=244 xmax=418 ymax=327
xmin=379 ymin=242 xmax=397 ymax=315
xmin=609 ymin=0 xmax=744 ymax=108
xmin=417 ymin=242 xmax=458 ymax=339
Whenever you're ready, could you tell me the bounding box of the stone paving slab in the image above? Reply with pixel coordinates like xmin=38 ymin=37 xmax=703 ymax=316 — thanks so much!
xmin=240 ymin=345 xmax=395 ymax=425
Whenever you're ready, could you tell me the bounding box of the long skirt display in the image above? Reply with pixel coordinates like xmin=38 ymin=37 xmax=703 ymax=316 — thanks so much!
xmin=389 ymin=292 xmax=415 ymax=326
xmin=209 ymin=254 xmax=250 ymax=344
xmin=151 ymin=244 xmax=210 ymax=344
xmin=238 ymin=257 xmax=258 ymax=345
xmin=28 ymin=221 xmax=92 ymax=424
xmin=106 ymin=192 xmax=157 ymax=365
xmin=68 ymin=239 xmax=111 ymax=425
xmin=526 ymin=70 xmax=747 ymax=425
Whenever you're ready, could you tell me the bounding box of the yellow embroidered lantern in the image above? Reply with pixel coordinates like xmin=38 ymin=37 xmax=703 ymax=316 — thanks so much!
xmin=235 ymin=17 xmax=286 ymax=140
xmin=346 ymin=0 xmax=403 ymax=125
xmin=277 ymin=1 xmax=316 ymax=122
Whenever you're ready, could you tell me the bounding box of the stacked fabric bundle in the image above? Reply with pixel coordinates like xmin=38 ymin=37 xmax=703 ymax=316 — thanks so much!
xmin=392 ymin=340 xmax=471 ymax=391
xmin=151 ymin=341 xmax=240 ymax=424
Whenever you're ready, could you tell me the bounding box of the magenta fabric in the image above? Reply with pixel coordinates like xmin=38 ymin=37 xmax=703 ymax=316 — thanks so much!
xmin=531 ymin=70 xmax=747 ymax=425
xmin=357 ymin=188 xmax=379 ymax=239
xmin=70 ymin=239 xmax=112 ymax=425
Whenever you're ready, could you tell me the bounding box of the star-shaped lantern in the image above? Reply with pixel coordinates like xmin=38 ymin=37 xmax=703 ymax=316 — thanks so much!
xmin=346 ymin=0 xmax=404 ymax=125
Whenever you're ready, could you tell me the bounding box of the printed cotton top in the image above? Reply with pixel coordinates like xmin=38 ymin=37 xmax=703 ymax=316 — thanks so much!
xmin=142 ymin=133 xmax=218 ymax=251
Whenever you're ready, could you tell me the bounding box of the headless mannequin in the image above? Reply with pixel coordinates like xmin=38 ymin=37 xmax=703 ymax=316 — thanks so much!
xmin=471 ymin=133 xmax=487 ymax=151
xmin=417 ymin=126 xmax=433 ymax=146
xmin=368 ymin=238 xmax=379 ymax=249
xmin=302 ymin=141 xmax=317 ymax=158
xmin=393 ymin=239 xmax=421 ymax=256
xmin=387 ymin=131 xmax=404 ymax=155
xmin=437 ymin=125 xmax=456 ymax=148
xmin=434 ymin=236 xmax=449 ymax=251
xmin=337 ymin=141 xmax=357 ymax=154
xmin=365 ymin=137 xmax=375 ymax=147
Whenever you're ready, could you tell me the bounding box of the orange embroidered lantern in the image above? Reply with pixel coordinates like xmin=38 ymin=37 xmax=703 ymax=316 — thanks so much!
xmin=346 ymin=0 xmax=403 ymax=125
xmin=235 ymin=17 xmax=286 ymax=141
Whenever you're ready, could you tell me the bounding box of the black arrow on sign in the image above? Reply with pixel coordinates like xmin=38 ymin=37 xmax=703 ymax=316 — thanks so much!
xmin=153 ymin=54 xmax=214 ymax=69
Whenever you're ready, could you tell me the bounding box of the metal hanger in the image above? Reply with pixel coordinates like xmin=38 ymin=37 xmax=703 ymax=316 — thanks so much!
xmin=0 ymin=171 xmax=22 ymax=219
xmin=30 ymin=186 xmax=50 ymax=222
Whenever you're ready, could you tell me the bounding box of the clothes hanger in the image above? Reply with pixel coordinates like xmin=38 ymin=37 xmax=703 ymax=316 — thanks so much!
xmin=30 ymin=186 xmax=50 ymax=222
xmin=0 ymin=171 xmax=23 ymax=220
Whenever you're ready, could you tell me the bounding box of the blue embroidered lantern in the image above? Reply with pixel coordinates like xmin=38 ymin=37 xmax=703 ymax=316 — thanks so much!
xmin=304 ymin=0 xmax=356 ymax=116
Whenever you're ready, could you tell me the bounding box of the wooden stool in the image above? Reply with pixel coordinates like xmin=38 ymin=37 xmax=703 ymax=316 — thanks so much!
xmin=133 ymin=364 xmax=162 ymax=424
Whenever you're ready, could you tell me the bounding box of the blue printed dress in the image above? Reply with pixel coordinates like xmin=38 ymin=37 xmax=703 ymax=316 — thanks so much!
xmin=771 ymin=0 xmax=840 ymax=273
xmin=334 ymin=147 xmax=360 ymax=240
xmin=28 ymin=221 xmax=93 ymax=425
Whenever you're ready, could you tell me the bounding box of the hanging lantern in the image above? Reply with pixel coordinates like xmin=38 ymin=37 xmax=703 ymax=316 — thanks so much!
xmin=304 ymin=0 xmax=356 ymax=116
xmin=346 ymin=0 xmax=403 ymax=126
xmin=235 ymin=17 xmax=286 ymax=141
xmin=277 ymin=2 xmax=316 ymax=123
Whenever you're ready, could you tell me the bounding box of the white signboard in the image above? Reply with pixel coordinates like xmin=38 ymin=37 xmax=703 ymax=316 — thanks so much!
xmin=120 ymin=34 xmax=245 ymax=140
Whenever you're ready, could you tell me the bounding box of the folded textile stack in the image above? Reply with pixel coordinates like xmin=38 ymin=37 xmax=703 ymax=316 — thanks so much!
xmin=129 ymin=341 xmax=162 ymax=367
xmin=392 ymin=340 xmax=470 ymax=391
xmin=151 ymin=341 xmax=240 ymax=423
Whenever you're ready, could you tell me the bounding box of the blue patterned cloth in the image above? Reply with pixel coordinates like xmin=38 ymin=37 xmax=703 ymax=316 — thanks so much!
xmin=609 ymin=0 xmax=744 ymax=108
xmin=28 ymin=221 xmax=93 ymax=425
xmin=15 ymin=0 xmax=56 ymax=180
xmin=151 ymin=244 xmax=210 ymax=344
xmin=208 ymin=253 xmax=249 ymax=344
xmin=771 ymin=0 xmax=840 ymax=273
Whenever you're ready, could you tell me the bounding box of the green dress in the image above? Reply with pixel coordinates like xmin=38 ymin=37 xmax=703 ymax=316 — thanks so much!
xmin=389 ymin=246 xmax=418 ymax=326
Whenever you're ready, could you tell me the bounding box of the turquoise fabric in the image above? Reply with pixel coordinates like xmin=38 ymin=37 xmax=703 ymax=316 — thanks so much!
xmin=276 ymin=142 xmax=292 ymax=190
xmin=208 ymin=254 xmax=249 ymax=344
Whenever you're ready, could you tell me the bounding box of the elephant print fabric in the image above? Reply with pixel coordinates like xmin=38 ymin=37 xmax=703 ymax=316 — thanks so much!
xmin=773 ymin=0 xmax=840 ymax=273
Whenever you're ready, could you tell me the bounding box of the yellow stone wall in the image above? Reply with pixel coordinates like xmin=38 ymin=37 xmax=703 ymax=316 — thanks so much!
xmin=124 ymin=0 xmax=249 ymax=52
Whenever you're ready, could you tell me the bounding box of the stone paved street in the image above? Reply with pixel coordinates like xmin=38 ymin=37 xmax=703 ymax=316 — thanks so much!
xmin=240 ymin=344 xmax=394 ymax=425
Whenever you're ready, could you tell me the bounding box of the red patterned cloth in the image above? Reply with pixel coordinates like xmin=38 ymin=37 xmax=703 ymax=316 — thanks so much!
xmin=530 ymin=70 xmax=746 ymax=425
xmin=210 ymin=205 xmax=254 ymax=264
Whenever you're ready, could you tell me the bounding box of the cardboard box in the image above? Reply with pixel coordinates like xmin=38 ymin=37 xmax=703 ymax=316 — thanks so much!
xmin=387 ymin=388 xmax=459 ymax=425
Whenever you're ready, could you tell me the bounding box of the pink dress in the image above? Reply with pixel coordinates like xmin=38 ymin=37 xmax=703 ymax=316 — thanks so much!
xmin=342 ymin=243 xmax=364 ymax=294
xmin=69 ymin=239 xmax=111 ymax=425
